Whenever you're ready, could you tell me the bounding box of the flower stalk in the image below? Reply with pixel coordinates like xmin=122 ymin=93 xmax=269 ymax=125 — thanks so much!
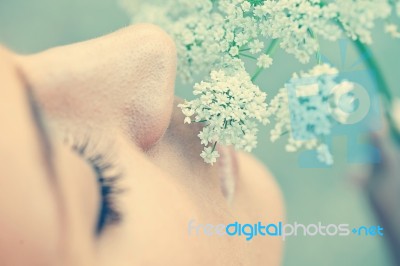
xmin=251 ymin=38 xmax=280 ymax=82
xmin=352 ymin=40 xmax=400 ymax=144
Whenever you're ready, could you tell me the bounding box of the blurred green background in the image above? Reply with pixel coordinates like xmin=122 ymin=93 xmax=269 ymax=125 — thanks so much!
xmin=1 ymin=1 xmax=398 ymax=265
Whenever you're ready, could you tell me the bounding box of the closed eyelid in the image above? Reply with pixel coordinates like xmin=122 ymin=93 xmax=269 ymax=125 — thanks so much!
xmin=20 ymin=63 xmax=125 ymax=235
xmin=17 ymin=69 xmax=57 ymax=184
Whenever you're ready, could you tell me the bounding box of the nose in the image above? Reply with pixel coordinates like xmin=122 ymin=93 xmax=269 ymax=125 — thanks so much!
xmin=16 ymin=24 xmax=177 ymax=149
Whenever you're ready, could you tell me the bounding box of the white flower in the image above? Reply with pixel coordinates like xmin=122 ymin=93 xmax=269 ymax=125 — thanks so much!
xmin=337 ymin=0 xmax=391 ymax=44
xmin=198 ymin=126 xmax=214 ymax=146
xmin=184 ymin=117 xmax=192 ymax=124
xmin=241 ymin=1 xmax=251 ymax=12
xmin=248 ymin=40 xmax=264 ymax=54
xmin=229 ymin=46 xmax=240 ymax=57
xmin=200 ymin=147 xmax=220 ymax=165
xmin=257 ymin=54 xmax=273 ymax=68
xmin=385 ymin=23 xmax=400 ymax=39
xmin=122 ymin=0 xmax=396 ymax=165
xmin=179 ymin=67 xmax=268 ymax=163
xmin=254 ymin=0 xmax=341 ymax=63
xmin=123 ymin=0 xmax=394 ymax=74
xmin=242 ymin=133 xmax=258 ymax=152
xmin=235 ymin=32 xmax=249 ymax=46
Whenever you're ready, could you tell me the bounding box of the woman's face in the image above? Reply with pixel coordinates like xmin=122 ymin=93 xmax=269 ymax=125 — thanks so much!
xmin=0 ymin=24 xmax=283 ymax=266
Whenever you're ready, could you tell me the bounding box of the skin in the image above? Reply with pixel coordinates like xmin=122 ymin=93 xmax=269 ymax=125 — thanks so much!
xmin=0 ymin=24 xmax=284 ymax=266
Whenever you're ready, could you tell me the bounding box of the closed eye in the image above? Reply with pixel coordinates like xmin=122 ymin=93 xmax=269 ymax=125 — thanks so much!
xmin=70 ymin=137 xmax=124 ymax=235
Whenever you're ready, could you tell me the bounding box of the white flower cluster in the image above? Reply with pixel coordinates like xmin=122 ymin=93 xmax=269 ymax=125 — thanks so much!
xmin=123 ymin=0 xmax=396 ymax=71
xmin=121 ymin=0 xmax=395 ymax=164
xmin=267 ymin=64 xmax=354 ymax=165
xmin=337 ymin=0 xmax=391 ymax=44
xmin=257 ymin=54 xmax=273 ymax=68
xmin=384 ymin=0 xmax=400 ymax=39
xmin=385 ymin=24 xmax=400 ymax=39
xmin=253 ymin=0 xmax=342 ymax=63
xmin=178 ymin=68 xmax=269 ymax=164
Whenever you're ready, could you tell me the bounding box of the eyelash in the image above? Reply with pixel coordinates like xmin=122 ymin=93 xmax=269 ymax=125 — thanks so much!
xmin=70 ymin=140 xmax=122 ymax=235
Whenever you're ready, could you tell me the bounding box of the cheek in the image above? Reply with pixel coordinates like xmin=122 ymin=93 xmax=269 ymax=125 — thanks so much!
xmin=0 ymin=68 xmax=60 ymax=265
xmin=0 ymin=224 xmax=57 ymax=265
xmin=0 ymin=163 xmax=60 ymax=265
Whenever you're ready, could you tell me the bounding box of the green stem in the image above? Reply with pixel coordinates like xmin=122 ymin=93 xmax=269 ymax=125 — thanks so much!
xmin=308 ymin=29 xmax=322 ymax=64
xmin=353 ymin=41 xmax=392 ymax=106
xmin=211 ymin=141 xmax=218 ymax=152
xmin=320 ymin=0 xmax=400 ymax=144
xmin=353 ymin=40 xmax=400 ymax=144
xmin=240 ymin=53 xmax=257 ymax=60
xmin=251 ymin=38 xmax=280 ymax=82
xmin=280 ymin=131 xmax=289 ymax=137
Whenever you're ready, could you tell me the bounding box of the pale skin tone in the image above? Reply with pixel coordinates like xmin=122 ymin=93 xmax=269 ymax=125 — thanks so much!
xmin=0 ymin=24 xmax=284 ymax=266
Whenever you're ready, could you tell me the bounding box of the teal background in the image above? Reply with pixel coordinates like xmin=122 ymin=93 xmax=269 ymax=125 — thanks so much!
xmin=1 ymin=1 xmax=399 ymax=265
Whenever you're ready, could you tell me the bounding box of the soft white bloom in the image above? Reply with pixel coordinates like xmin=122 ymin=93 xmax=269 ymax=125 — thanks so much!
xmin=235 ymin=32 xmax=249 ymax=46
xmin=198 ymin=126 xmax=214 ymax=146
xmin=257 ymin=54 xmax=273 ymax=68
xmin=254 ymin=0 xmax=341 ymax=63
xmin=179 ymin=67 xmax=269 ymax=163
xmin=200 ymin=147 xmax=220 ymax=165
xmin=385 ymin=23 xmax=400 ymax=39
xmin=337 ymin=0 xmax=391 ymax=44
xmin=242 ymin=132 xmax=258 ymax=152
xmin=229 ymin=46 xmax=240 ymax=57
xmin=123 ymin=0 xmax=395 ymax=73
xmin=241 ymin=1 xmax=251 ymax=12
xmin=248 ymin=40 xmax=264 ymax=54
xmin=122 ymin=0 xmax=397 ymax=165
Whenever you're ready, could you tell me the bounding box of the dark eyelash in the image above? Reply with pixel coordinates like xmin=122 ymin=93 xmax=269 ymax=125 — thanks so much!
xmin=70 ymin=139 xmax=122 ymax=235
